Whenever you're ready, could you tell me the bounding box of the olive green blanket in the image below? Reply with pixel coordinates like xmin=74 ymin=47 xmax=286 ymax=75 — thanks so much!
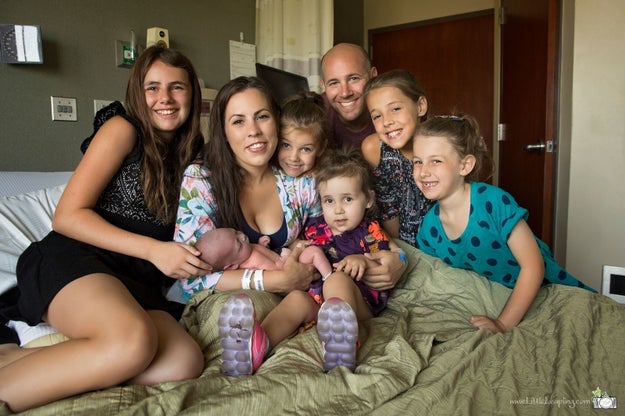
xmin=4 ymin=240 xmax=624 ymax=415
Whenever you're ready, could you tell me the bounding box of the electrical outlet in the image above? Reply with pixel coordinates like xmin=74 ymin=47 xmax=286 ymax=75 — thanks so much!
xmin=94 ymin=99 xmax=114 ymax=115
xmin=50 ymin=96 xmax=77 ymax=121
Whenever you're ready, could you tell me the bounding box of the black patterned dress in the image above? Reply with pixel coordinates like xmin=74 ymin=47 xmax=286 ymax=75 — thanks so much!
xmin=373 ymin=141 xmax=433 ymax=247
xmin=11 ymin=102 xmax=183 ymax=326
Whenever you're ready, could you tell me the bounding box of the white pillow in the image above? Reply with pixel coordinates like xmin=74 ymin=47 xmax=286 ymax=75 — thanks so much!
xmin=0 ymin=185 xmax=65 ymax=295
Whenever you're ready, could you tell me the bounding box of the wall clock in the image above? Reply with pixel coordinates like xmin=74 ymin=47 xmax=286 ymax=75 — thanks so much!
xmin=0 ymin=25 xmax=43 ymax=64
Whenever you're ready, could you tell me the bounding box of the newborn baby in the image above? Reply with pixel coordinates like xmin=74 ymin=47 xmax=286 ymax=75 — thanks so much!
xmin=195 ymin=228 xmax=332 ymax=277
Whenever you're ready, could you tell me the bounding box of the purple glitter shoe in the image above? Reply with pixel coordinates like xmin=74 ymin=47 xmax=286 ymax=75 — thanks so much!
xmin=218 ymin=293 xmax=269 ymax=376
xmin=316 ymin=297 xmax=359 ymax=372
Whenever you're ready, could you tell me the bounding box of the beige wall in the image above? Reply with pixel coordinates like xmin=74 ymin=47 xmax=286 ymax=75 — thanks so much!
xmin=566 ymin=0 xmax=625 ymax=290
xmin=364 ymin=0 xmax=625 ymax=290
xmin=363 ymin=0 xmax=493 ymax=36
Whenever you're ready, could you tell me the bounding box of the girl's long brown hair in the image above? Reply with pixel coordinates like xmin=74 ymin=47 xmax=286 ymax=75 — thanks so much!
xmin=363 ymin=69 xmax=429 ymax=123
xmin=125 ymin=46 xmax=204 ymax=223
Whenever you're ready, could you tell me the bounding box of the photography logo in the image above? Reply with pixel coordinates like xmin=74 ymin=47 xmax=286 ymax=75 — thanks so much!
xmin=592 ymin=387 xmax=617 ymax=409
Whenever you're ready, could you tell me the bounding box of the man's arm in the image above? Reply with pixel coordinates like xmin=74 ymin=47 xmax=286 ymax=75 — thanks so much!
xmin=361 ymin=250 xmax=406 ymax=290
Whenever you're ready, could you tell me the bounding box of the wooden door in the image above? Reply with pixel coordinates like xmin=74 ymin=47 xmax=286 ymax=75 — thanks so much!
xmin=499 ymin=0 xmax=558 ymax=245
xmin=369 ymin=11 xmax=495 ymax=176
xmin=370 ymin=2 xmax=558 ymax=245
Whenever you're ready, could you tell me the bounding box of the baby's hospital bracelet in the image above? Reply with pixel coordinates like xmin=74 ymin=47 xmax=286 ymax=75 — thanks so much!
xmin=241 ymin=269 xmax=253 ymax=289
xmin=253 ymin=269 xmax=265 ymax=291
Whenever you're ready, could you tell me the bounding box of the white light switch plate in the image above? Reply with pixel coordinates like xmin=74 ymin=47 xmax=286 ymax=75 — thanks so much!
xmin=93 ymin=99 xmax=114 ymax=115
xmin=51 ymin=96 xmax=77 ymax=121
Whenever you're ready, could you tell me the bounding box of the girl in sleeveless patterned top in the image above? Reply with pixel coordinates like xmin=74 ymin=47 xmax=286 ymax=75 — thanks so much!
xmin=361 ymin=69 xmax=434 ymax=247
xmin=0 ymin=46 xmax=210 ymax=412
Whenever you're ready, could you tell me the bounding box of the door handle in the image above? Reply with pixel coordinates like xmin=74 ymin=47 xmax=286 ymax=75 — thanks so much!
xmin=523 ymin=140 xmax=553 ymax=153
xmin=524 ymin=142 xmax=545 ymax=151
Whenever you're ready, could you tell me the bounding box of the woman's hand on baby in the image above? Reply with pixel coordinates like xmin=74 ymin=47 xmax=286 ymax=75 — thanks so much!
xmin=149 ymin=241 xmax=213 ymax=279
xmin=333 ymin=255 xmax=367 ymax=280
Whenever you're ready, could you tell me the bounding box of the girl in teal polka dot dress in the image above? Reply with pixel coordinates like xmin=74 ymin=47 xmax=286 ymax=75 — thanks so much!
xmin=412 ymin=113 xmax=594 ymax=333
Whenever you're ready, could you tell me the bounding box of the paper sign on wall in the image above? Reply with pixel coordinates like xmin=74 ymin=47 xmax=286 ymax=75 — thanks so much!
xmin=229 ymin=40 xmax=256 ymax=79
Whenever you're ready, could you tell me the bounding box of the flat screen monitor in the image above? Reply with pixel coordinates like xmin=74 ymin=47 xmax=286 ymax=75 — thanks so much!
xmin=602 ymin=265 xmax=625 ymax=304
xmin=255 ymin=63 xmax=310 ymax=106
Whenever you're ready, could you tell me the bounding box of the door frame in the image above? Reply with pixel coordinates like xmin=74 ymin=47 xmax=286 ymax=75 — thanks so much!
xmin=552 ymin=0 xmax=575 ymax=263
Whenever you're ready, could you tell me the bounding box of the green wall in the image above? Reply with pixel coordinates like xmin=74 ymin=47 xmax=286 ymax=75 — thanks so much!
xmin=0 ymin=0 xmax=256 ymax=171
xmin=0 ymin=0 xmax=365 ymax=171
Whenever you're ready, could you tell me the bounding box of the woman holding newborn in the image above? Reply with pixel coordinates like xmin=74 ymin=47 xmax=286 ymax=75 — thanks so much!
xmin=173 ymin=76 xmax=320 ymax=296
xmin=174 ymin=76 xmax=405 ymax=375
xmin=174 ymin=77 xmax=323 ymax=376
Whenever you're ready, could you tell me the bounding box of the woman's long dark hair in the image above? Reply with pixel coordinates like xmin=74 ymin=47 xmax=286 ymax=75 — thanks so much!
xmin=125 ymin=46 xmax=204 ymax=223
xmin=204 ymin=76 xmax=280 ymax=229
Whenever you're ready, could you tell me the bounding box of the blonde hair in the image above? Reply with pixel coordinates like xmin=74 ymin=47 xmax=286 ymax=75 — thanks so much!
xmin=415 ymin=113 xmax=493 ymax=182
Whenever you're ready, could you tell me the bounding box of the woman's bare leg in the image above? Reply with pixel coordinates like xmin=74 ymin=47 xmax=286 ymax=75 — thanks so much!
xmin=0 ymin=344 xmax=41 ymax=369
xmin=129 ymin=309 xmax=204 ymax=384
xmin=0 ymin=274 xmax=159 ymax=412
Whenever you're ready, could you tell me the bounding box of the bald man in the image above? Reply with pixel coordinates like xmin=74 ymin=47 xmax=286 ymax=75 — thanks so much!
xmin=320 ymin=43 xmax=378 ymax=149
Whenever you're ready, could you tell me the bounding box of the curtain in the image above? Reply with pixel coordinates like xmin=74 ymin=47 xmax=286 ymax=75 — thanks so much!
xmin=255 ymin=0 xmax=333 ymax=92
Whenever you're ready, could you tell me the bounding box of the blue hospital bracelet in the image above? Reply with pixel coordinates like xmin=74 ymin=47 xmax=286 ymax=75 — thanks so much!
xmin=394 ymin=249 xmax=407 ymax=264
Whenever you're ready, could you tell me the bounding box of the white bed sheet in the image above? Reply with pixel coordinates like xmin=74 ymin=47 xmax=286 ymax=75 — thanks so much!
xmin=0 ymin=184 xmax=65 ymax=294
xmin=0 ymin=171 xmax=72 ymax=197
xmin=0 ymin=173 xmax=69 ymax=346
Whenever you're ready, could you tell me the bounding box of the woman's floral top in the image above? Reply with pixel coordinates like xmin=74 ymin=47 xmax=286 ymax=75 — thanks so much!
xmin=172 ymin=162 xmax=321 ymax=299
